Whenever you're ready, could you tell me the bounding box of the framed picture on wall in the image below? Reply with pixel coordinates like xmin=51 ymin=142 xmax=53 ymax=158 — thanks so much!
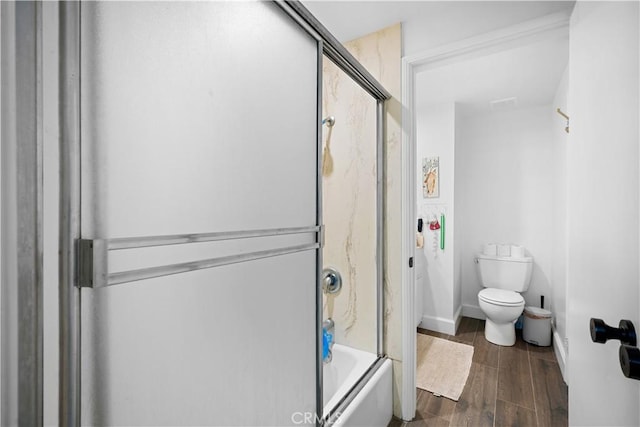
xmin=422 ymin=157 xmax=439 ymax=198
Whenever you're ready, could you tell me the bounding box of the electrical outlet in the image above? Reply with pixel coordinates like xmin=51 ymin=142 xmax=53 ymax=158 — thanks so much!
xmin=564 ymin=337 xmax=569 ymax=353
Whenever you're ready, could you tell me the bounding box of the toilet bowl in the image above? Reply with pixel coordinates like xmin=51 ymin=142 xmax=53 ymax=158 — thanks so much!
xmin=478 ymin=288 xmax=525 ymax=346
xmin=475 ymin=248 xmax=533 ymax=347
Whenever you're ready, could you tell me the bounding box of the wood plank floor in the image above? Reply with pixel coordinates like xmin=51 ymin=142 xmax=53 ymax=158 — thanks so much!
xmin=389 ymin=317 xmax=568 ymax=427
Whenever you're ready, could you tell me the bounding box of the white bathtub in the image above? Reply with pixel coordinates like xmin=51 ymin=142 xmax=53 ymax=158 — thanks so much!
xmin=323 ymin=344 xmax=393 ymax=427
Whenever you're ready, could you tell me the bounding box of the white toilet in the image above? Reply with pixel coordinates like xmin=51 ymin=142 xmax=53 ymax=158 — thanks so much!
xmin=476 ymin=250 xmax=533 ymax=346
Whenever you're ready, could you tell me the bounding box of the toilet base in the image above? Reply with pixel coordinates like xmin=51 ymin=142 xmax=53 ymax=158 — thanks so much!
xmin=484 ymin=318 xmax=516 ymax=346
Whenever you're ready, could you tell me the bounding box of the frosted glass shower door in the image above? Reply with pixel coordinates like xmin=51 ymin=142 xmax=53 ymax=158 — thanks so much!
xmin=78 ymin=2 xmax=319 ymax=426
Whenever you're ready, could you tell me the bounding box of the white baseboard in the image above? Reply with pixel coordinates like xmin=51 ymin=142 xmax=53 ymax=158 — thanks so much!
xmin=419 ymin=314 xmax=457 ymax=335
xmin=453 ymin=305 xmax=462 ymax=333
xmin=552 ymin=328 xmax=568 ymax=384
xmin=461 ymin=304 xmax=486 ymax=320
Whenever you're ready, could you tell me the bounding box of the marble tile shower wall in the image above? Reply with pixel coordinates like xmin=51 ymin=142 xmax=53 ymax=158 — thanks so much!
xmin=322 ymin=23 xmax=403 ymax=417
xmin=322 ymin=55 xmax=377 ymax=353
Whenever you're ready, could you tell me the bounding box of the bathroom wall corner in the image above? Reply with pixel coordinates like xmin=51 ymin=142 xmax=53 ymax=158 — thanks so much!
xmin=453 ymin=304 xmax=462 ymax=332
xmin=453 ymin=103 xmax=463 ymax=327
xmin=549 ymin=63 xmax=569 ymax=368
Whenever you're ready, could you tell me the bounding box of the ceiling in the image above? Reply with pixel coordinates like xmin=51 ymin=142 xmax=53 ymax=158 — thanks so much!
xmin=303 ymin=1 xmax=575 ymax=56
xmin=415 ymin=35 xmax=569 ymax=114
xmin=303 ymin=1 xmax=573 ymax=116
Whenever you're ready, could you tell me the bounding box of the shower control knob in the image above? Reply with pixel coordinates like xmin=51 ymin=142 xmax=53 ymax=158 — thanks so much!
xmin=322 ymin=267 xmax=342 ymax=295
xmin=590 ymin=318 xmax=637 ymax=346
xmin=619 ymin=345 xmax=640 ymax=380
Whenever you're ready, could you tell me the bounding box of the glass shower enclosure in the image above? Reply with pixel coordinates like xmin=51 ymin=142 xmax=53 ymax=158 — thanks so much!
xmin=56 ymin=1 xmax=390 ymax=425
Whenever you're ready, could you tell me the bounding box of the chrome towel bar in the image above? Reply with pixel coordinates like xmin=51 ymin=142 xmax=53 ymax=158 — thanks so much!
xmin=107 ymin=225 xmax=320 ymax=250
xmin=79 ymin=226 xmax=322 ymax=288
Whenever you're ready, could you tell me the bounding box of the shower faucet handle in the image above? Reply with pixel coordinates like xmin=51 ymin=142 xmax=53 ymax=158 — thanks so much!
xmin=590 ymin=318 xmax=637 ymax=346
xmin=322 ymin=267 xmax=342 ymax=294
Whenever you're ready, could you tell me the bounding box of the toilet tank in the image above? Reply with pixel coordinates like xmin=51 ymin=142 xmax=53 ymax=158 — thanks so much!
xmin=475 ymin=254 xmax=533 ymax=292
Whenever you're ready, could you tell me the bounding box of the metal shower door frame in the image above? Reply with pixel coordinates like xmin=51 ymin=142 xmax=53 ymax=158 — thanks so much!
xmin=2 ymin=1 xmax=44 ymax=424
xmin=274 ymin=4 xmax=392 ymax=422
xmin=58 ymin=2 xmax=390 ymax=426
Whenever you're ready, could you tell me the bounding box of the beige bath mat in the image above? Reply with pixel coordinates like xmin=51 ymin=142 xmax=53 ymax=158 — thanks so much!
xmin=416 ymin=334 xmax=474 ymax=401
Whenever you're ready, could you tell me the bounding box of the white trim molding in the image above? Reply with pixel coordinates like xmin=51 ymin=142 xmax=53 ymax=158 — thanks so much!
xmin=404 ymin=11 xmax=571 ymax=73
xmin=419 ymin=315 xmax=456 ymax=336
xmin=453 ymin=305 xmax=462 ymax=333
xmin=399 ymin=12 xmax=570 ymax=422
xmin=400 ymin=47 xmax=417 ymax=422
xmin=552 ymin=328 xmax=567 ymax=384
xmin=418 ymin=305 xmax=463 ymax=336
xmin=461 ymin=304 xmax=486 ymax=320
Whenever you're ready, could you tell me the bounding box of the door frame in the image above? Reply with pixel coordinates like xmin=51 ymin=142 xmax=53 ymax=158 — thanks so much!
xmin=1 ymin=1 xmax=44 ymax=424
xmin=399 ymin=11 xmax=571 ymax=421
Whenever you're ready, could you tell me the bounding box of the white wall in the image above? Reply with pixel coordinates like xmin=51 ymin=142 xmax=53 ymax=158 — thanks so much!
xmin=415 ymin=103 xmax=459 ymax=334
xmin=567 ymin=2 xmax=639 ymax=425
xmin=550 ymin=65 xmax=568 ymax=378
xmin=456 ymin=106 xmax=555 ymax=315
xmin=416 ymin=103 xmax=561 ymax=333
xmin=453 ymin=107 xmax=463 ymax=325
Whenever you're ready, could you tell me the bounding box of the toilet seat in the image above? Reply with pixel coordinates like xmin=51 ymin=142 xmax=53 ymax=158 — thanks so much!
xmin=478 ymin=288 xmax=524 ymax=306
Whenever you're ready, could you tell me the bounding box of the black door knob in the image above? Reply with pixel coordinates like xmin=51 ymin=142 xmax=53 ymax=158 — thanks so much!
xmin=590 ymin=318 xmax=637 ymax=346
xmin=619 ymin=345 xmax=640 ymax=380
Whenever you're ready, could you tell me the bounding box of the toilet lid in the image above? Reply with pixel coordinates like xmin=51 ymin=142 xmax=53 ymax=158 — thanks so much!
xmin=479 ymin=288 xmax=524 ymax=306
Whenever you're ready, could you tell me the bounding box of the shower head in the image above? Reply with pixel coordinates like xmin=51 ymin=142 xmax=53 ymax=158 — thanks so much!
xmin=322 ymin=116 xmax=335 ymax=127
